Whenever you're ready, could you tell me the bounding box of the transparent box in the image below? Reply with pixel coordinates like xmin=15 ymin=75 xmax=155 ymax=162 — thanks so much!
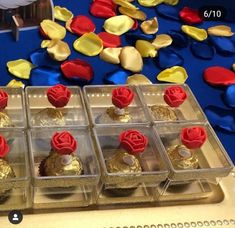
xmin=83 ymin=85 xmax=150 ymax=127
xmin=0 ymin=87 xmax=26 ymax=128
xmin=0 ymin=130 xmax=31 ymax=211
xmin=153 ymin=122 xmax=234 ymax=201
xmin=28 ymin=128 xmax=100 ymax=209
xmin=25 ymin=86 xmax=89 ymax=128
xmin=138 ymin=84 xmax=207 ymax=123
xmin=93 ymin=126 xmax=169 ymax=205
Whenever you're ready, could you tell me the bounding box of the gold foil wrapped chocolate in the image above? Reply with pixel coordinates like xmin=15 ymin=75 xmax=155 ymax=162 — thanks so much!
xmin=73 ymin=32 xmax=103 ymax=56
xmin=40 ymin=151 xmax=83 ymax=176
xmin=152 ymin=34 xmax=173 ymax=50
xmin=7 ymin=59 xmax=34 ymax=80
xmin=150 ymin=105 xmax=177 ymax=121
xmin=207 ymin=25 xmax=234 ymax=37
xmin=181 ymin=25 xmax=207 ymax=41
xmin=126 ymin=74 xmax=152 ymax=85
xmin=135 ymin=40 xmax=157 ymax=58
xmin=0 ymin=112 xmax=13 ymax=127
xmin=140 ymin=17 xmax=159 ymax=34
xmin=106 ymin=107 xmax=132 ymax=123
xmin=54 ymin=6 xmax=73 ymax=22
xmin=119 ymin=7 xmax=147 ymax=21
xmin=167 ymin=145 xmax=199 ymax=170
xmin=99 ymin=48 xmax=122 ymax=64
xmin=120 ymin=46 xmax=143 ymax=72
xmin=31 ymin=108 xmax=66 ymax=127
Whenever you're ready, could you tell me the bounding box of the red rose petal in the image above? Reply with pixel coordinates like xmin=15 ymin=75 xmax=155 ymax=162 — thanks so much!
xmin=90 ymin=1 xmax=116 ymax=18
xmin=204 ymin=66 xmax=235 ymax=86
xmin=179 ymin=7 xmax=203 ymax=25
xmin=70 ymin=16 xmax=96 ymax=35
xmin=94 ymin=0 xmax=116 ymax=9
xmin=98 ymin=32 xmax=121 ymax=48
xmin=131 ymin=19 xmax=139 ymax=31
xmin=61 ymin=59 xmax=94 ymax=82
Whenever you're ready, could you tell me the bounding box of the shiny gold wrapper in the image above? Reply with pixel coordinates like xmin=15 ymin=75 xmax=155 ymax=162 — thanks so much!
xmin=0 ymin=112 xmax=14 ymax=127
xmin=152 ymin=34 xmax=173 ymax=50
xmin=106 ymin=107 xmax=132 ymax=123
xmin=31 ymin=108 xmax=65 ymax=127
xmin=126 ymin=74 xmax=152 ymax=85
xmin=138 ymin=0 xmax=163 ymax=7
xmin=150 ymin=105 xmax=177 ymax=121
xmin=6 ymin=79 xmax=25 ymax=88
xmin=181 ymin=25 xmax=207 ymax=41
xmin=54 ymin=6 xmax=73 ymax=22
xmin=0 ymin=159 xmax=16 ymax=201
xmin=167 ymin=145 xmax=199 ymax=170
xmin=140 ymin=17 xmax=159 ymax=34
xmin=99 ymin=48 xmax=122 ymax=64
xmin=40 ymin=151 xmax=83 ymax=176
xmin=113 ymin=0 xmax=138 ymax=10
xmin=119 ymin=7 xmax=147 ymax=21
xmin=135 ymin=40 xmax=157 ymax=58
xmin=207 ymin=25 xmax=234 ymax=37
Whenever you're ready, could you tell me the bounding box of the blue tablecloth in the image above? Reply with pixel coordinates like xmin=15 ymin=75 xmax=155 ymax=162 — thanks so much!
xmin=0 ymin=0 xmax=234 ymax=162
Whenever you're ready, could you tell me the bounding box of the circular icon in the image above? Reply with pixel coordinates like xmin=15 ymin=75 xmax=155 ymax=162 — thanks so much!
xmin=8 ymin=210 xmax=23 ymax=225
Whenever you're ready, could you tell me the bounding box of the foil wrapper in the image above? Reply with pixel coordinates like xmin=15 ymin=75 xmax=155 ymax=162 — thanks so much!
xmin=39 ymin=151 xmax=83 ymax=176
xmin=31 ymin=108 xmax=66 ymax=127
xmin=167 ymin=145 xmax=199 ymax=170
xmin=0 ymin=112 xmax=14 ymax=127
xmin=150 ymin=105 xmax=178 ymax=121
xmin=0 ymin=159 xmax=16 ymax=202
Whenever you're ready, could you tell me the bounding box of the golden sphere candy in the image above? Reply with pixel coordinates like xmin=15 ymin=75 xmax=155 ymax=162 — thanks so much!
xmin=140 ymin=17 xmax=159 ymax=34
xmin=135 ymin=40 xmax=157 ymax=58
xmin=119 ymin=7 xmax=147 ymax=21
xmin=181 ymin=25 xmax=207 ymax=41
xmin=126 ymin=74 xmax=152 ymax=85
xmin=103 ymin=15 xmax=134 ymax=35
xmin=207 ymin=25 xmax=234 ymax=37
xmin=120 ymin=46 xmax=143 ymax=72
xmin=99 ymin=47 xmax=122 ymax=64
xmin=54 ymin=6 xmax=73 ymax=22
xmin=73 ymin=32 xmax=103 ymax=56
xmin=152 ymin=34 xmax=173 ymax=50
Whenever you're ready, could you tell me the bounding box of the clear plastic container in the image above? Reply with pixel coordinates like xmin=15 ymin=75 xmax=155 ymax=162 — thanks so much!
xmin=93 ymin=126 xmax=169 ymax=204
xmin=0 ymin=87 xmax=26 ymax=128
xmin=28 ymin=128 xmax=100 ymax=209
xmin=0 ymin=130 xmax=31 ymax=211
xmin=138 ymin=84 xmax=207 ymax=123
xmin=83 ymin=85 xmax=150 ymax=127
xmin=25 ymin=86 xmax=89 ymax=128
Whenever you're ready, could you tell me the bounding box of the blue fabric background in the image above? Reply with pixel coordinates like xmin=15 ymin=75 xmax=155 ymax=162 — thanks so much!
xmin=0 ymin=0 xmax=235 ymax=162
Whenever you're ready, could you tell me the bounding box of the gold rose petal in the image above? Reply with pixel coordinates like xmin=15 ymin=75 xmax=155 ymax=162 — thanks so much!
xmin=6 ymin=79 xmax=25 ymax=88
xmin=138 ymin=0 xmax=163 ymax=7
xmin=47 ymin=40 xmax=71 ymax=61
xmin=54 ymin=6 xmax=73 ymax=22
xmin=152 ymin=34 xmax=173 ymax=50
xmin=163 ymin=0 xmax=179 ymax=5
xmin=233 ymin=63 xmax=235 ymax=72
xmin=140 ymin=17 xmax=159 ymax=34
xmin=135 ymin=40 xmax=157 ymax=58
xmin=119 ymin=7 xmax=147 ymax=21
xmin=103 ymin=15 xmax=134 ymax=35
xmin=126 ymin=74 xmax=152 ymax=85
xmin=7 ymin=59 xmax=34 ymax=79
xmin=40 ymin=19 xmax=66 ymax=40
xmin=100 ymin=47 xmax=122 ymax=64
xmin=181 ymin=25 xmax=207 ymax=41
xmin=207 ymin=25 xmax=234 ymax=37
xmin=157 ymin=66 xmax=188 ymax=84
xmin=113 ymin=0 xmax=138 ymax=10
xmin=120 ymin=46 xmax=143 ymax=72
xmin=73 ymin=32 xmax=103 ymax=56
xmin=65 ymin=19 xmax=74 ymax=33
xmin=41 ymin=40 xmax=52 ymax=48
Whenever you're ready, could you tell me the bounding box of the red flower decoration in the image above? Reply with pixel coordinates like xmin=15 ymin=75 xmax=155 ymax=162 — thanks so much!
xmin=180 ymin=127 xmax=207 ymax=149
xmin=179 ymin=7 xmax=203 ymax=25
xmin=119 ymin=129 xmax=148 ymax=155
xmin=163 ymin=86 xmax=187 ymax=108
xmin=0 ymin=134 xmax=10 ymax=158
xmin=51 ymin=131 xmax=77 ymax=155
xmin=0 ymin=89 xmax=8 ymax=111
xmin=112 ymin=87 xmax=134 ymax=109
xmin=98 ymin=32 xmax=121 ymax=48
xmin=47 ymin=84 xmax=71 ymax=108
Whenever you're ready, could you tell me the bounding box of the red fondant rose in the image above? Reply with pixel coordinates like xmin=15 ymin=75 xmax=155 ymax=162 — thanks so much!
xmin=112 ymin=87 xmax=134 ymax=109
xmin=47 ymin=84 xmax=71 ymax=108
xmin=51 ymin=131 xmax=77 ymax=155
xmin=180 ymin=127 xmax=207 ymax=149
xmin=0 ymin=89 xmax=8 ymax=111
xmin=0 ymin=134 xmax=10 ymax=158
xmin=163 ymin=86 xmax=187 ymax=108
xmin=119 ymin=129 xmax=148 ymax=155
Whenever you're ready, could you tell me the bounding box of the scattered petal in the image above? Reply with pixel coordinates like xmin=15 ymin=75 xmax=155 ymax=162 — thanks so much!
xmin=113 ymin=0 xmax=138 ymax=10
xmin=126 ymin=74 xmax=152 ymax=84
xmin=140 ymin=17 xmax=159 ymax=34
xmin=73 ymin=32 xmax=103 ymax=56
xmin=135 ymin=40 xmax=157 ymax=57
xmin=119 ymin=7 xmax=147 ymax=21
xmin=208 ymin=25 xmax=234 ymax=37
xmin=98 ymin=32 xmax=121 ymax=48
xmin=155 ymin=4 xmax=179 ymax=21
xmin=7 ymin=59 xmax=34 ymax=79
xmin=152 ymin=34 xmax=173 ymax=50
xmin=163 ymin=0 xmax=179 ymax=6
xmin=104 ymin=69 xmax=129 ymax=84
xmin=6 ymin=79 xmax=25 ymax=88
xmin=138 ymin=0 xmax=163 ymax=7
xmin=70 ymin=16 xmax=96 ymax=35
xmin=190 ymin=42 xmax=215 ymax=60
xmin=90 ymin=1 xmax=116 ymax=18
xmin=100 ymin=47 xmax=122 ymax=64
xmin=54 ymin=6 xmax=73 ymax=22
xmin=126 ymin=32 xmax=155 ymax=43
xmin=103 ymin=15 xmax=134 ymax=35
xmin=65 ymin=19 xmax=74 ymax=33
xmin=181 ymin=25 xmax=207 ymax=41
xmin=225 ymin=85 xmax=235 ymax=108
xmin=157 ymin=66 xmax=188 ymax=83
xmin=168 ymin=30 xmax=189 ymax=48
xmin=209 ymin=36 xmax=235 ymax=55
xmin=179 ymin=7 xmax=203 ymax=25
xmin=233 ymin=63 xmax=235 ymax=72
